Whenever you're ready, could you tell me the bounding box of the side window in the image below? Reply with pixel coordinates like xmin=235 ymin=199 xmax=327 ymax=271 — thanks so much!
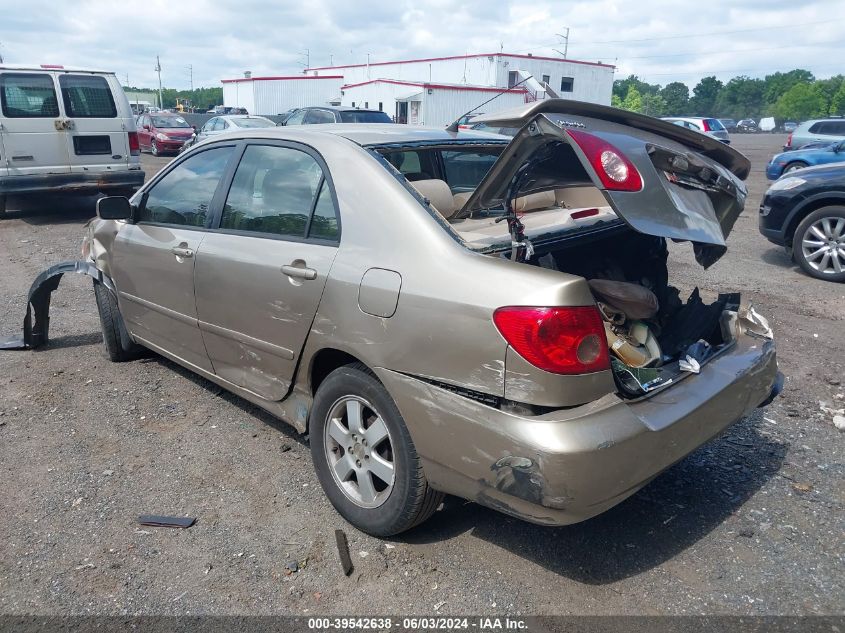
xmin=139 ymin=146 xmax=234 ymax=226
xmin=0 ymin=73 xmax=59 ymax=118
xmin=308 ymin=180 xmax=340 ymax=241
xmin=59 ymin=75 xmax=117 ymax=118
xmin=808 ymin=122 xmax=823 ymax=134
xmin=286 ymin=109 xmax=306 ymax=125
xmin=304 ymin=109 xmax=335 ymax=124
xmin=220 ymin=120 xmax=229 ymax=130
xmin=220 ymin=144 xmax=324 ymax=238
xmin=384 ymin=151 xmax=428 ymax=179
xmin=202 ymin=118 xmax=216 ymax=132
xmin=830 ymin=122 xmax=845 ymax=135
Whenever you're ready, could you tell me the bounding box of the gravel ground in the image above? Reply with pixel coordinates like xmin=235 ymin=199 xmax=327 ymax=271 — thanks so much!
xmin=0 ymin=136 xmax=842 ymax=617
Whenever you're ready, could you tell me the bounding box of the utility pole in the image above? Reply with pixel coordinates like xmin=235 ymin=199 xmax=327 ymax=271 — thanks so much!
xmin=187 ymin=64 xmax=193 ymax=92
xmin=155 ymin=55 xmax=163 ymax=109
xmin=554 ymin=28 xmax=570 ymax=58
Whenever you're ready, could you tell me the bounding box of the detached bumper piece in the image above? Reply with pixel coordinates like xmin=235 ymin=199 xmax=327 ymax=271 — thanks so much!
xmin=0 ymin=260 xmax=112 ymax=350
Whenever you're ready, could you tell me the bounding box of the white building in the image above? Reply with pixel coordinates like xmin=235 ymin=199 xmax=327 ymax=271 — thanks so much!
xmin=222 ymin=75 xmax=344 ymax=115
xmin=222 ymin=52 xmax=614 ymax=124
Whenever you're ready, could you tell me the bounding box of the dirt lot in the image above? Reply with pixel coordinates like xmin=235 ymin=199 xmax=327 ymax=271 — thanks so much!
xmin=0 ymin=136 xmax=842 ymax=617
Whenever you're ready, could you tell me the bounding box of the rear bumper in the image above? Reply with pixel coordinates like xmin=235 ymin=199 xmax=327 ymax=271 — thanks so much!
xmin=377 ymin=335 xmax=779 ymax=526
xmin=0 ymin=170 xmax=145 ymax=196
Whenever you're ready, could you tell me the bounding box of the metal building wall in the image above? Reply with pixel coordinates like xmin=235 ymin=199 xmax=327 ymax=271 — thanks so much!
xmin=496 ymin=56 xmax=614 ymax=104
xmin=421 ymin=88 xmax=528 ymax=127
xmin=222 ymin=81 xmax=255 ymax=113
xmin=252 ymin=78 xmax=344 ymax=114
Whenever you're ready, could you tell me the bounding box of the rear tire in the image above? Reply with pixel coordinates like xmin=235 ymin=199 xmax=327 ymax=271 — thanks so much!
xmin=93 ymin=280 xmax=146 ymax=361
xmin=792 ymin=206 xmax=845 ymax=282
xmin=0 ymin=194 xmax=6 ymax=216
xmin=310 ymin=363 xmax=443 ymax=536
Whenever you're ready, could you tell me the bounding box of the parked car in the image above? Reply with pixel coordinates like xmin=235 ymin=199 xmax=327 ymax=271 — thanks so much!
xmin=456 ymin=112 xmax=484 ymax=130
xmin=206 ymin=106 xmax=248 ymax=115
xmin=783 ymin=118 xmax=845 ymax=152
xmin=470 ymin=122 xmax=519 ymax=136
xmin=0 ymin=63 xmax=144 ymax=214
xmin=783 ymin=121 xmax=798 ymax=133
xmin=136 ymin=113 xmax=195 ymax=155
xmin=765 ymin=140 xmax=845 ymax=179
xmin=284 ymin=106 xmax=392 ymax=125
xmin=718 ymin=118 xmax=737 ymax=132
xmin=182 ymin=115 xmax=277 ymax=152
xmin=81 ymin=100 xmax=779 ymax=536
xmin=736 ymin=119 xmax=758 ymax=133
xmin=759 ymin=162 xmax=845 ymax=282
xmin=661 ymin=117 xmax=730 ymax=143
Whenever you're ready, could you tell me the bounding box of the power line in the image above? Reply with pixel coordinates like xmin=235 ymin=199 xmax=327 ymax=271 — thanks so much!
xmin=634 ymin=63 xmax=845 ymax=78
xmin=621 ymin=39 xmax=845 ymax=60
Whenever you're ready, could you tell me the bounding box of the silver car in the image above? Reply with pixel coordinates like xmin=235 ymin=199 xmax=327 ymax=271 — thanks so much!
xmin=783 ymin=118 xmax=845 ymax=151
xmin=662 ymin=117 xmax=731 ymax=144
xmin=70 ymin=100 xmax=779 ymax=536
xmin=182 ymin=115 xmax=277 ymax=152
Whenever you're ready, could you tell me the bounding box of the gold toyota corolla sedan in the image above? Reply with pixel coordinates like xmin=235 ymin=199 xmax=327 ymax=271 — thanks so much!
xmin=73 ymin=100 xmax=781 ymax=536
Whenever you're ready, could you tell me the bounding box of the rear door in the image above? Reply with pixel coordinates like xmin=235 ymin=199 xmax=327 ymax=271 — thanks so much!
xmin=193 ymin=141 xmax=340 ymax=400
xmin=58 ymin=73 xmax=130 ymax=173
xmin=110 ymin=144 xmax=237 ymax=371
xmin=0 ymin=71 xmax=70 ymax=176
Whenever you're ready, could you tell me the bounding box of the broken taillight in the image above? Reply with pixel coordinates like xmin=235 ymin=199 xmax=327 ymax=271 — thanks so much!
xmin=566 ymin=129 xmax=643 ymax=192
xmin=127 ymin=131 xmax=140 ymax=156
xmin=785 ymin=132 xmax=793 ymax=148
xmin=493 ymin=306 xmax=610 ymax=375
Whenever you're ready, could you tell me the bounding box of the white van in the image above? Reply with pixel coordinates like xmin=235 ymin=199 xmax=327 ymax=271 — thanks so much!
xmin=0 ymin=64 xmax=145 ymax=214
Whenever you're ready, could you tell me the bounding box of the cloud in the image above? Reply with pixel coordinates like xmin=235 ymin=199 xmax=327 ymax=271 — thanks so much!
xmin=0 ymin=0 xmax=841 ymax=89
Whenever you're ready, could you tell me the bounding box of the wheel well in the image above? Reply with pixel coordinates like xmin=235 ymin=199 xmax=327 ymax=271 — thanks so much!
xmin=309 ymin=348 xmax=362 ymax=394
xmin=785 ymin=198 xmax=845 ymax=243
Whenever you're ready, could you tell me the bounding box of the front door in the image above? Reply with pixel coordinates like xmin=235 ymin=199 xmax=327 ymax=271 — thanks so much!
xmin=110 ymin=144 xmax=237 ymax=372
xmin=193 ymin=142 xmax=340 ymax=400
xmin=58 ymin=74 xmax=130 ymax=173
xmin=0 ymin=72 xmax=71 ymax=176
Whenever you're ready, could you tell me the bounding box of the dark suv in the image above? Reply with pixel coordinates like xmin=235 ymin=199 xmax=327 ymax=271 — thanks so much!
xmin=283 ymin=107 xmax=392 ymax=125
xmin=759 ymin=162 xmax=845 ymax=282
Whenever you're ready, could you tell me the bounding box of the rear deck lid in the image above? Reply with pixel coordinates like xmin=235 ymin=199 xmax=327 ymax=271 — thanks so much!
xmin=459 ymin=100 xmax=751 ymax=268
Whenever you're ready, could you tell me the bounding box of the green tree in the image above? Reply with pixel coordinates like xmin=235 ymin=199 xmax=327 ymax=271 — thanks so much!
xmin=690 ymin=76 xmax=723 ymax=115
xmin=813 ymin=75 xmax=844 ymax=115
xmin=763 ymin=69 xmax=815 ymax=106
xmin=773 ymin=82 xmax=828 ymax=120
xmin=640 ymin=92 xmax=667 ymax=117
xmin=829 ymin=82 xmax=845 ymax=115
xmin=715 ymin=76 xmax=765 ymax=119
xmin=660 ymin=82 xmax=689 ymax=115
xmin=621 ymin=86 xmax=643 ymax=112
xmin=613 ymin=75 xmax=660 ymax=100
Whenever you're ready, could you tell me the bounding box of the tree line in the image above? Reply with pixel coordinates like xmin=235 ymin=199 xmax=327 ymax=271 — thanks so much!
xmin=611 ymin=70 xmax=845 ymax=122
xmin=124 ymin=86 xmax=224 ymax=111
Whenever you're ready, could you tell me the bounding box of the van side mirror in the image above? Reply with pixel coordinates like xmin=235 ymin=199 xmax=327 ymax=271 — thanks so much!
xmin=97 ymin=196 xmax=133 ymax=220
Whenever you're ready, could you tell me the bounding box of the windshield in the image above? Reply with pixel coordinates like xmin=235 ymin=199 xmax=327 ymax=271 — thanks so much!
xmin=152 ymin=116 xmax=190 ymax=128
xmin=232 ymin=117 xmax=275 ymax=128
xmin=340 ymin=110 xmax=392 ymax=123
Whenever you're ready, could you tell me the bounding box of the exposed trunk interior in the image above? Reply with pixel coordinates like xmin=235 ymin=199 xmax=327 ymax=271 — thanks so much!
xmin=531 ymin=228 xmax=739 ymax=398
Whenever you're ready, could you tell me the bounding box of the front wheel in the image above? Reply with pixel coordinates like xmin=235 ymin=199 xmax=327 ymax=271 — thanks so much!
xmin=93 ymin=281 xmax=147 ymax=361
xmin=783 ymin=161 xmax=808 ymax=174
xmin=310 ymin=364 xmax=443 ymax=536
xmin=150 ymin=139 xmax=159 ymax=157
xmin=792 ymin=206 xmax=845 ymax=282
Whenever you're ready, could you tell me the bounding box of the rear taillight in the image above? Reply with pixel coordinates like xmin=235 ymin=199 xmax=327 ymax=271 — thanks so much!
xmin=493 ymin=306 xmax=610 ymax=375
xmin=701 ymin=119 xmax=712 ymax=132
xmin=786 ymin=132 xmax=793 ymax=148
xmin=127 ymin=131 xmax=140 ymax=156
xmin=566 ymin=130 xmax=643 ymax=192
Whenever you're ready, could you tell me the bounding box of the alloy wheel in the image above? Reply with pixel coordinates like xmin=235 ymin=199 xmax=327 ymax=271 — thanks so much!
xmin=323 ymin=395 xmax=395 ymax=508
xmin=151 ymin=140 xmax=158 ymax=156
xmin=802 ymin=217 xmax=845 ymax=275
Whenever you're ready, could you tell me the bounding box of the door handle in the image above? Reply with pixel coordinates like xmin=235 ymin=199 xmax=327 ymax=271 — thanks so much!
xmin=171 ymin=246 xmax=194 ymax=258
xmin=281 ymin=264 xmax=317 ymax=280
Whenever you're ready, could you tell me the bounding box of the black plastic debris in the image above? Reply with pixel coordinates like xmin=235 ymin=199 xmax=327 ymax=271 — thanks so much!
xmin=138 ymin=515 xmax=196 ymax=529
xmin=334 ymin=529 xmax=353 ymax=576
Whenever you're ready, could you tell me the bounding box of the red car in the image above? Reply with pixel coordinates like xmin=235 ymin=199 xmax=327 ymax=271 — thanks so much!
xmin=136 ymin=114 xmax=195 ymax=156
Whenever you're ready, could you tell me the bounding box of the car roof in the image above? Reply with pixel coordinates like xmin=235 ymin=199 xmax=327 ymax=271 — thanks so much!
xmin=298 ymin=106 xmax=385 ymax=114
xmin=0 ymin=63 xmax=114 ymax=74
xmin=197 ymin=124 xmax=508 ymax=148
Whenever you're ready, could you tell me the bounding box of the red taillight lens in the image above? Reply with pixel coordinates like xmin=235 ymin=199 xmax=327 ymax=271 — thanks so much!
xmin=127 ymin=131 xmax=140 ymax=156
xmin=493 ymin=306 xmax=610 ymax=375
xmin=701 ymin=119 xmax=712 ymax=132
xmin=566 ymin=129 xmax=643 ymax=192
xmin=786 ymin=132 xmax=793 ymax=148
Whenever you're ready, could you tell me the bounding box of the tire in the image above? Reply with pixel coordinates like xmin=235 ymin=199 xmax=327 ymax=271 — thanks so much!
xmin=150 ymin=139 xmax=159 ymax=157
xmin=783 ymin=161 xmax=808 ymax=174
xmin=792 ymin=206 xmax=845 ymax=282
xmin=310 ymin=363 xmax=443 ymax=536
xmin=0 ymin=194 xmax=6 ymax=216
xmin=93 ymin=280 xmax=146 ymax=361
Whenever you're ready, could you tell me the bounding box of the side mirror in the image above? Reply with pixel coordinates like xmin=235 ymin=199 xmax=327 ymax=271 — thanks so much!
xmin=143 ymin=124 xmax=151 ymax=130
xmin=97 ymin=196 xmax=133 ymax=220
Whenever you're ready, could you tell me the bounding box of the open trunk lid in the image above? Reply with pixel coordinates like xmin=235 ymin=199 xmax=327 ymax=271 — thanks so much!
xmin=459 ymin=100 xmax=751 ymax=268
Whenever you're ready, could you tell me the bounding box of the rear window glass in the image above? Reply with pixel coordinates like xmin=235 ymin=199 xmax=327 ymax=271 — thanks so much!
xmin=59 ymin=75 xmax=117 ymax=118
xmin=0 ymin=73 xmax=59 ymax=118
xmin=339 ymin=110 xmax=392 ymax=123
xmin=705 ymin=118 xmax=725 ymax=131
xmin=442 ymin=150 xmax=500 ymax=190
xmin=233 ymin=117 xmax=275 ymax=128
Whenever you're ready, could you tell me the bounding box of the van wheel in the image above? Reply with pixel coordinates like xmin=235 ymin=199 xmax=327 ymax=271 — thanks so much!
xmin=93 ymin=281 xmax=146 ymax=361
xmin=310 ymin=363 xmax=443 ymax=536
xmin=783 ymin=161 xmax=808 ymax=174
xmin=792 ymin=206 xmax=845 ymax=282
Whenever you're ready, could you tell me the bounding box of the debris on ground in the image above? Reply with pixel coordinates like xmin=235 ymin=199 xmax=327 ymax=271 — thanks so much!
xmin=335 ymin=529 xmax=353 ymax=576
xmin=280 ymin=443 xmax=292 ymax=453
xmin=137 ymin=515 xmax=196 ymax=529
xmin=833 ymin=415 xmax=845 ymax=431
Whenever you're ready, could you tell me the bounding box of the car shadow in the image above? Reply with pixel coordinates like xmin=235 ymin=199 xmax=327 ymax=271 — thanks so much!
xmin=1 ymin=194 xmax=98 ymax=225
xmin=400 ymin=414 xmax=787 ymax=584
xmin=760 ymin=244 xmax=799 ymax=272
xmin=34 ymin=331 xmax=103 ymax=350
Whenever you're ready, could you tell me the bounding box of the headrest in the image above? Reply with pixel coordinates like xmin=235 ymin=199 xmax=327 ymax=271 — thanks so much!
xmin=512 ymin=190 xmax=556 ymax=213
xmin=411 ymin=179 xmax=457 ymax=218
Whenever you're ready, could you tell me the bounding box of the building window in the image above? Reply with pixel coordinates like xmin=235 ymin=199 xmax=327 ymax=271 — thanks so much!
xmin=542 ymin=74 xmax=550 ymax=85
xmin=508 ymin=71 xmax=519 ymax=88
xmin=364 ymin=101 xmax=369 ymax=108
xmin=560 ymin=77 xmax=574 ymax=92
xmin=378 ymin=102 xmax=383 ymax=111
xmin=351 ymin=102 xmax=356 ymax=107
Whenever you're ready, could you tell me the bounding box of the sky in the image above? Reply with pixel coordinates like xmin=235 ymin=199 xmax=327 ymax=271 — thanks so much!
xmin=1 ymin=0 xmax=843 ymax=90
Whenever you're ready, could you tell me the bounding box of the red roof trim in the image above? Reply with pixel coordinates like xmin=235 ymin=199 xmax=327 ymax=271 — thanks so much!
xmin=307 ymin=52 xmax=614 ymax=71
xmin=341 ymin=79 xmax=528 ymax=94
xmin=221 ymin=75 xmax=344 ymax=84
